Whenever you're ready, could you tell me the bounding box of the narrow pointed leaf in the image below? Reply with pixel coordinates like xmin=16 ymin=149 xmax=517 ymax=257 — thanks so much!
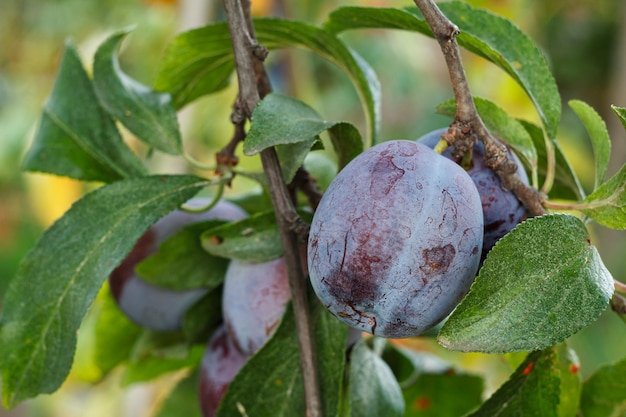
xmin=438 ymin=214 xmax=614 ymax=353
xmin=325 ymin=2 xmax=561 ymax=138
xmin=22 ymin=42 xmax=146 ymax=181
xmin=156 ymin=19 xmax=380 ymax=146
xmin=580 ymin=356 xmax=626 ymax=417
xmin=569 ymin=100 xmax=611 ymax=190
xmin=216 ymin=298 xmax=347 ymax=417
xmin=93 ymin=30 xmax=183 ymax=155
xmin=466 ymin=349 xmax=560 ymax=417
xmin=581 ymin=164 xmax=626 ymax=229
xmin=0 ymin=175 xmax=209 ymax=407
xmin=612 ymin=105 xmax=626 ymax=131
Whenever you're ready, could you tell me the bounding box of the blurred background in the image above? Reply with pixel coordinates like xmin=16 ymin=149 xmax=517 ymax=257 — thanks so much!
xmin=1 ymin=0 xmax=625 ymax=415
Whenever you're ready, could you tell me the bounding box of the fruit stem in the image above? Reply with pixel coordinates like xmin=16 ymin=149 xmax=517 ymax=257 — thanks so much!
xmin=433 ymin=138 xmax=449 ymax=154
xmin=615 ymin=279 xmax=626 ymax=294
xmin=179 ymin=181 xmax=225 ymax=213
xmin=413 ymin=0 xmax=547 ymax=217
xmin=611 ymin=293 xmax=626 ymax=323
xmin=222 ymin=1 xmax=322 ymax=416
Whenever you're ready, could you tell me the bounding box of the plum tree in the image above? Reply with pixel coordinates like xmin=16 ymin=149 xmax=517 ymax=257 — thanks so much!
xmin=308 ymin=140 xmax=484 ymax=338
xmin=109 ymin=198 xmax=247 ymax=331
xmin=418 ymin=128 xmax=529 ymax=259
xmin=5 ymin=1 xmax=626 ymax=416
xmin=198 ymin=325 xmax=248 ymax=417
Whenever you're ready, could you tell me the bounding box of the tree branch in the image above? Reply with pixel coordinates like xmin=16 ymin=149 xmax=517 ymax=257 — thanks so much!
xmin=413 ymin=0 xmax=547 ymax=217
xmin=222 ymin=1 xmax=322 ymax=416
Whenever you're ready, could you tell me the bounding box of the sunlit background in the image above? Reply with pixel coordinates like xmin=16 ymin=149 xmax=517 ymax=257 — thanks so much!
xmin=1 ymin=0 xmax=625 ymax=416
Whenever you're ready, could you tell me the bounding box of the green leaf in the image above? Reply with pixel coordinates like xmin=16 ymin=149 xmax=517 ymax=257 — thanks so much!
xmin=325 ymin=2 xmax=561 ymax=139
xmin=569 ymin=100 xmax=611 ymax=190
xmin=436 ymin=97 xmax=538 ymax=182
xmin=156 ymin=19 xmax=380 ymax=146
xmin=381 ymin=345 xmax=483 ymax=417
xmin=556 ymin=344 xmax=582 ymax=417
xmin=347 ymin=340 xmax=404 ymax=417
xmin=244 ymin=93 xmax=335 ymax=156
xmin=155 ymin=371 xmax=203 ymax=417
xmin=520 ymin=120 xmax=584 ymax=200
xmin=303 ymin=152 xmax=338 ymax=191
xmin=154 ymin=23 xmax=235 ymax=109
xmin=327 ymin=122 xmax=364 ymax=170
xmin=123 ymin=332 xmax=204 ymax=385
xmin=201 ymin=210 xmax=312 ymax=262
xmin=135 ymin=220 xmax=230 ymax=290
xmin=22 ymin=41 xmax=146 ymax=182
xmin=0 ymin=175 xmax=209 ymax=408
xmin=466 ymin=349 xmax=560 ymax=417
xmin=438 ymin=214 xmax=614 ymax=353
xmin=612 ymin=105 xmax=626 ymax=131
xmin=216 ymin=298 xmax=347 ymax=417
xmin=93 ymin=29 xmax=183 ymax=156
xmin=181 ymin=288 xmax=222 ymax=345
xmin=580 ymin=356 xmax=626 ymax=417
xmin=93 ymin=286 xmax=142 ymax=376
xmin=245 ymin=95 xmax=361 ymax=184
xmin=276 ymin=139 xmax=323 ymax=185
xmin=581 ymin=164 xmax=626 ymax=229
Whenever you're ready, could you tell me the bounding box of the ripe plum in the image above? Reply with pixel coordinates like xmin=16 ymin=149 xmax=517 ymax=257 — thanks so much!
xmin=308 ymin=140 xmax=483 ymax=338
xmin=109 ymin=198 xmax=247 ymax=331
xmin=418 ymin=128 xmax=529 ymax=258
xmin=198 ymin=325 xmax=247 ymax=417
xmin=222 ymin=248 xmax=307 ymax=355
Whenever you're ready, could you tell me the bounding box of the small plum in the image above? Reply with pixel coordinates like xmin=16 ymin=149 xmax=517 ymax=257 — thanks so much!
xmin=198 ymin=325 xmax=248 ymax=417
xmin=109 ymin=198 xmax=247 ymax=331
xmin=222 ymin=250 xmax=307 ymax=355
xmin=417 ymin=128 xmax=529 ymax=258
xmin=308 ymin=140 xmax=483 ymax=338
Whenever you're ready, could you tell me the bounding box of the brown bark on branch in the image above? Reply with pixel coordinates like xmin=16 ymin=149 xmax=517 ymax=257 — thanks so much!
xmin=222 ymin=1 xmax=322 ymax=416
xmin=414 ymin=0 xmax=547 ymax=217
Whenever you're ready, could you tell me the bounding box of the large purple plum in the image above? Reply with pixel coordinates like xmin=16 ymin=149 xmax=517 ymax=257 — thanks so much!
xmin=198 ymin=325 xmax=248 ymax=417
xmin=308 ymin=140 xmax=483 ymax=338
xmin=418 ymin=128 xmax=529 ymax=258
xmin=109 ymin=198 xmax=247 ymax=331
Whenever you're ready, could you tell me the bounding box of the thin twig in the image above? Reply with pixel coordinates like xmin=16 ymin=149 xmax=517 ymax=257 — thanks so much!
xmin=222 ymin=1 xmax=322 ymax=416
xmin=413 ymin=0 xmax=546 ymax=217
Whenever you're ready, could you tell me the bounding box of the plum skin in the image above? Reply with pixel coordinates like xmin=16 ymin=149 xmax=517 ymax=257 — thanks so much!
xmin=198 ymin=325 xmax=247 ymax=417
xmin=308 ymin=140 xmax=483 ymax=338
xmin=417 ymin=128 xmax=529 ymax=258
xmin=109 ymin=198 xmax=247 ymax=332
xmin=221 ymin=257 xmax=291 ymax=356
xmin=222 ymin=244 xmax=308 ymax=355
